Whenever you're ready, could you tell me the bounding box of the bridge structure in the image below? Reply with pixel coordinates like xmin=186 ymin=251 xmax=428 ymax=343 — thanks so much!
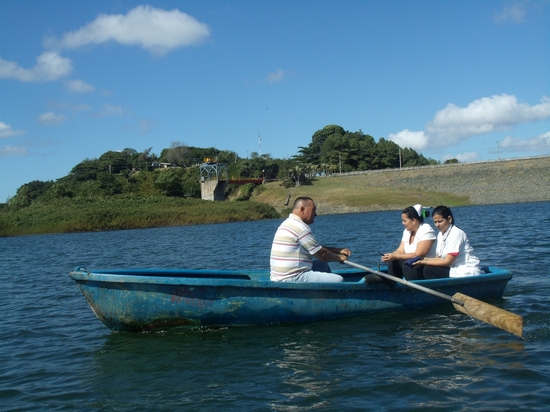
xmin=200 ymin=161 xmax=228 ymax=201
xmin=227 ymin=178 xmax=264 ymax=184
xmin=200 ymin=161 xmax=265 ymax=201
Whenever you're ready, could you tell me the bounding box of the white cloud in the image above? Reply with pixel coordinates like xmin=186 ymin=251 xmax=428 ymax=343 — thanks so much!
xmin=45 ymin=5 xmax=211 ymax=56
xmin=427 ymin=95 xmax=550 ymax=141
xmin=495 ymin=1 xmax=528 ymax=24
xmin=38 ymin=111 xmax=66 ymax=125
xmin=0 ymin=122 xmax=25 ymax=139
xmin=0 ymin=145 xmax=28 ymax=158
xmin=266 ymin=69 xmax=285 ymax=83
xmin=64 ymin=79 xmax=95 ymax=93
xmin=389 ymin=94 xmax=550 ymax=150
xmin=500 ymin=131 xmax=550 ymax=151
xmin=388 ymin=129 xmax=429 ymax=150
xmin=0 ymin=52 xmax=73 ymax=82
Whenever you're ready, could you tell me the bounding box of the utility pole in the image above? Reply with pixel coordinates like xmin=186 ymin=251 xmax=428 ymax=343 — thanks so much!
xmin=399 ymin=148 xmax=402 ymax=169
xmin=497 ymin=141 xmax=500 ymax=160
xmin=258 ymin=133 xmax=261 ymax=156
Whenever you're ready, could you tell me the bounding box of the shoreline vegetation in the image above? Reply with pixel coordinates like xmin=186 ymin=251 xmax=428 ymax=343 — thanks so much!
xmin=1 ymin=156 xmax=549 ymax=237
xmin=0 ymin=198 xmax=280 ymax=237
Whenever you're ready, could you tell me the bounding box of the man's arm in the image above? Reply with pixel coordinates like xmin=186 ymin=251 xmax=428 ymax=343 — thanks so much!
xmin=313 ymin=246 xmax=351 ymax=263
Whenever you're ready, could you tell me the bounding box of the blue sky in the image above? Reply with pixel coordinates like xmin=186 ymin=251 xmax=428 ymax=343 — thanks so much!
xmin=1 ymin=0 xmax=549 ymax=202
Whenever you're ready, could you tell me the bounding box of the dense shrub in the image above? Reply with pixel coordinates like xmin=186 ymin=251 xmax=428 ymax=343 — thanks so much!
xmin=0 ymin=197 xmax=280 ymax=237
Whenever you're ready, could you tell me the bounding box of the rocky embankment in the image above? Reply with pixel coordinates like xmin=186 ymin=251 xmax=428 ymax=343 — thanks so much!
xmin=362 ymin=156 xmax=550 ymax=205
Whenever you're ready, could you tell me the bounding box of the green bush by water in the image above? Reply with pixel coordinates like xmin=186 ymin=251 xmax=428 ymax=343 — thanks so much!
xmin=0 ymin=196 xmax=280 ymax=237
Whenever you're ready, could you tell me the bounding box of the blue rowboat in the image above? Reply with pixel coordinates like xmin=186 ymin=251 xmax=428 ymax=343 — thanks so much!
xmin=69 ymin=266 xmax=513 ymax=332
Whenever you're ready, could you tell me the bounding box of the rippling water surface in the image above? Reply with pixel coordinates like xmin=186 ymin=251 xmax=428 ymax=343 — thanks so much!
xmin=1 ymin=202 xmax=549 ymax=411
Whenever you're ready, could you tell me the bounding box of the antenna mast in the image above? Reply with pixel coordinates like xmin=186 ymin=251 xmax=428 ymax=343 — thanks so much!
xmin=258 ymin=132 xmax=262 ymax=156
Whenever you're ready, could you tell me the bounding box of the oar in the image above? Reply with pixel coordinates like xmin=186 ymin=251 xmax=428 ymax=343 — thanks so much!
xmin=343 ymin=260 xmax=523 ymax=337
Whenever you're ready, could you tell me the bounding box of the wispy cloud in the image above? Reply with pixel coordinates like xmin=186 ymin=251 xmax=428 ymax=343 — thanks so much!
xmin=0 ymin=145 xmax=28 ymax=158
xmin=136 ymin=119 xmax=156 ymax=135
xmin=495 ymin=1 xmax=529 ymax=24
xmin=97 ymin=103 xmax=131 ymax=117
xmin=0 ymin=122 xmax=25 ymax=139
xmin=125 ymin=119 xmax=157 ymax=135
xmin=44 ymin=5 xmax=211 ymax=56
xmin=38 ymin=111 xmax=67 ymax=125
xmin=266 ymin=69 xmax=285 ymax=83
xmin=500 ymin=131 xmax=550 ymax=151
xmin=48 ymin=100 xmax=92 ymax=113
xmin=389 ymin=94 xmax=550 ymax=151
xmin=72 ymin=103 xmax=92 ymax=113
xmin=444 ymin=152 xmax=480 ymax=163
xmin=64 ymin=79 xmax=95 ymax=93
xmin=0 ymin=51 xmax=73 ymax=82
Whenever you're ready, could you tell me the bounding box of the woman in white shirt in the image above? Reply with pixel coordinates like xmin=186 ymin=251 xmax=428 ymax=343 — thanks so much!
xmin=381 ymin=204 xmax=436 ymax=281
xmin=414 ymin=205 xmax=482 ymax=278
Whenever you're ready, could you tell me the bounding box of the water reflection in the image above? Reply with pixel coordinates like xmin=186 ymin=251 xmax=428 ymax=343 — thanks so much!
xmin=392 ymin=311 xmax=528 ymax=402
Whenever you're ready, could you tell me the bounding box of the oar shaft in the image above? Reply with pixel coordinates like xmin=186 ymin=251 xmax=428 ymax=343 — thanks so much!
xmin=343 ymin=260 xmax=464 ymax=306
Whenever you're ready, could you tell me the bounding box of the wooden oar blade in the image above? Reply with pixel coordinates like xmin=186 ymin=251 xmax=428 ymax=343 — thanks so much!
xmin=452 ymin=292 xmax=523 ymax=337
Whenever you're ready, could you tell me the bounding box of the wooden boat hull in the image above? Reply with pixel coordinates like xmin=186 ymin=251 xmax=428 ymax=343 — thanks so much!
xmin=69 ymin=266 xmax=513 ymax=332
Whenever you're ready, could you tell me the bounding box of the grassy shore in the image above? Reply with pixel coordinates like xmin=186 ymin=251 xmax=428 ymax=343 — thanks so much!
xmin=2 ymin=156 xmax=548 ymax=237
xmin=0 ymin=197 xmax=280 ymax=237
xmin=252 ymin=156 xmax=550 ymax=215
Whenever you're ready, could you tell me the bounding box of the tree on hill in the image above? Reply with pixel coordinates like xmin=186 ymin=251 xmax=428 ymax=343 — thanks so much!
xmin=68 ymin=158 xmax=102 ymax=181
xmin=8 ymin=180 xmax=54 ymax=208
xmin=136 ymin=147 xmax=155 ymax=166
xmin=98 ymin=149 xmax=135 ymax=174
xmin=297 ymin=125 xmax=438 ymax=172
xmin=296 ymin=124 xmax=346 ymax=164
xmin=372 ymin=138 xmax=400 ymax=169
xmin=161 ymin=141 xmax=188 ymax=166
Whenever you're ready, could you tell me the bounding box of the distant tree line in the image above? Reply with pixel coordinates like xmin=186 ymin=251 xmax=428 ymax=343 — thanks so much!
xmin=295 ymin=125 xmax=438 ymax=171
xmin=4 ymin=124 xmax=440 ymax=208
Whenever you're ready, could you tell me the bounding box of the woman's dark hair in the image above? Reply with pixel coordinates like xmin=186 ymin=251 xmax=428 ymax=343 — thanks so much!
xmin=432 ymin=205 xmax=454 ymax=223
xmin=402 ymin=206 xmax=424 ymax=223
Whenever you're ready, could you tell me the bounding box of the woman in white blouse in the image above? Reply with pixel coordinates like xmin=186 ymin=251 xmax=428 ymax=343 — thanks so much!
xmin=413 ymin=205 xmax=482 ymax=278
xmin=381 ymin=204 xmax=436 ymax=280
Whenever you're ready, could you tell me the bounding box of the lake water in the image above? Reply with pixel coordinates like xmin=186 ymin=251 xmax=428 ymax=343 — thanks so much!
xmin=1 ymin=202 xmax=549 ymax=411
